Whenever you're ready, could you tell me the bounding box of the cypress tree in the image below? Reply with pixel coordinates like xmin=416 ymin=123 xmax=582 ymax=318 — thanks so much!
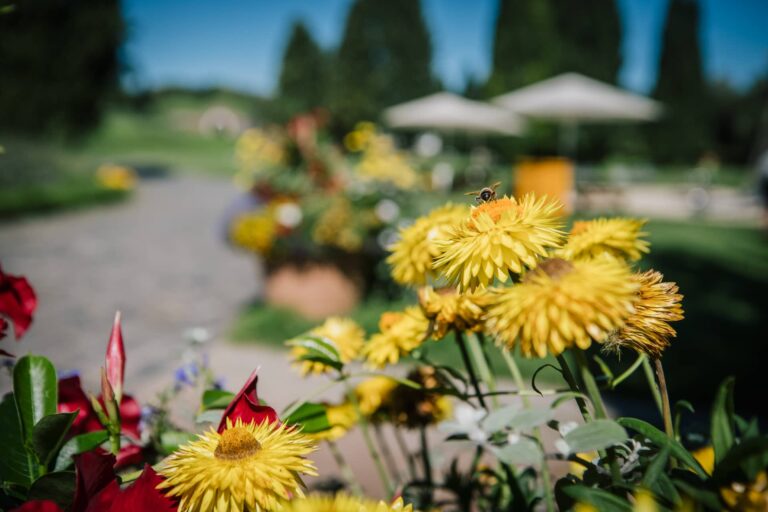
xmin=331 ymin=0 xmax=436 ymax=131
xmin=0 ymin=0 xmax=124 ymax=136
xmin=277 ymin=21 xmax=326 ymax=115
xmin=550 ymin=0 xmax=622 ymax=83
xmin=649 ymin=0 xmax=710 ymax=163
xmin=485 ymin=0 xmax=557 ymax=96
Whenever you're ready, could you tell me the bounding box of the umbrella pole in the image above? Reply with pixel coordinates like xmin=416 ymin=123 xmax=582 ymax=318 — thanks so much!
xmin=559 ymin=120 xmax=579 ymax=159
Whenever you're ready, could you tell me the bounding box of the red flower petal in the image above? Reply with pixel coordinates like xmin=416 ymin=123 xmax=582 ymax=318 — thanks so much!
xmin=105 ymin=312 xmax=125 ymax=401
xmin=0 ymin=266 xmax=37 ymax=340
xmin=72 ymin=452 xmax=117 ymax=512
xmin=114 ymin=444 xmax=144 ymax=469
xmin=103 ymin=465 xmax=176 ymax=512
xmin=217 ymin=369 xmax=278 ymax=433
xmin=10 ymin=500 xmax=65 ymax=512
xmin=58 ymin=375 xmax=96 ymax=435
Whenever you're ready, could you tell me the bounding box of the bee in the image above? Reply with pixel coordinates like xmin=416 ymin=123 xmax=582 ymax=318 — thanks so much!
xmin=465 ymin=181 xmax=502 ymax=204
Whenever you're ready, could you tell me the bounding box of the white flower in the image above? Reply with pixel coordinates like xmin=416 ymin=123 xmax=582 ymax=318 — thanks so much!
xmin=558 ymin=421 xmax=579 ymax=437
xmin=507 ymin=432 xmax=521 ymax=445
xmin=555 ymin=439 xmax=571 ymax=456
xmin=275 ymin=202 xmax=303 ymax=228
xmin=439 ymin=403 xmax=488 ymax=445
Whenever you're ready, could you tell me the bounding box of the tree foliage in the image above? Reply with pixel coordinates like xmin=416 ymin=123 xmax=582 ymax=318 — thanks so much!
xmin=649 ymin=0 xmax=711 ymax=163
xmin=330 ymin=0 xmax=437 ymax=131
xmin=0 ymin=0 xmax=124 ymax=136
xmin=277 ymin=21 xmax=327 ymax=119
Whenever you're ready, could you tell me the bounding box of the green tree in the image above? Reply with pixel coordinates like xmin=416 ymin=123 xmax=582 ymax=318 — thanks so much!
xmin=277 ymin=21 xmax=326 ymax=116
xmin=0 ymin=0 xmax=124 ymax=136
xmin=331 ymin=0 xmax=437 ymax=132
xmin=485 ymin=0 xmax=557 ymax=96
xmin=649 ymin=0 xmax=710 ymax=163
xmin=550 ymin=0 xmax=622 ymax=83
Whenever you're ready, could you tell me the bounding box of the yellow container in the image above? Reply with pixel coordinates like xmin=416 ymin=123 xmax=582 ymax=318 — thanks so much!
xmin=514 ymin=157 xmax=574 ymax=214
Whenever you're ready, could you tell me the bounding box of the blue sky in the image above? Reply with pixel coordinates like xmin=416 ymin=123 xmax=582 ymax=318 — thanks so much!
xmin=122 ymin=0 xmax=768 ymax=96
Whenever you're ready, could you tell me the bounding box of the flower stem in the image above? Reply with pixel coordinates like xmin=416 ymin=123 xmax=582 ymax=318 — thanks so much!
xmin=374 ymin=423 xmax=399 ymax=483
xmin=654 ymin=358 xmax=675 ymax=440
xmin=501 ymin=349 xmax=555 ymax=512
xmin=641 ymin=356 xmax=664 ymax=416
xmin=393 ymin=426 xmax=417 ymax=481
xmin=344 ymin=380 xmax=393 ymax=496
xmin=454 ymin=329 xmax=487 ymax=410
xmin=469 ymin=333 xmax=499 ymax=408
xmin=555 ymin=354 xmax=591 ymax=421
xmin=419 ymin=426 xmax=433 ymax=506
xmin=328 ymin=440 xmax=364 ymax=496
xmin=573 ymin=350 xmax=608 ymax=419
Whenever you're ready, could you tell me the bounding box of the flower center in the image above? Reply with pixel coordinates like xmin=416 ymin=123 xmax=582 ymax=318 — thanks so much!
xmin=524 ymin=258 xmax=574 ymax=282
xmin=569 ymin=220 xmax=590 ymax=236
xmin=214 ymin=426 xmax=261 ymax=460
xmin=379 ymin=311 xmax=403 ymax=331
xmin=470 ymin=197 xmax=518 ymax=225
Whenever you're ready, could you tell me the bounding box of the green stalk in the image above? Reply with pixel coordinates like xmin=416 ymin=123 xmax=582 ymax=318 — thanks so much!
xmin=393 ymin=426 xmax=417 ymax=480
xmin=454 ymin=329 xmax=487 ymax=410
xmin=555 ymin=354 xmax=591 ymax=421
xmin=374 ymin=423 xmax=399 ymax=483
xmin=419 ymin=426 xmax=434 ymax=506
xmin=344 ymin=380 xmax=393 ymax=496
xmin=611 ymin=353 xmax=646 ymax=388
xmin=573 ymin=350 xmax=608 ymax=419
xmin=502 ymin=349 xmax=555 ymax=512
xmin=328 ymin=440 xmax=364 ymax=496
xmin=654 ymin=358 xmax=675 ymax=440
xmin=468 ymin=333 xmax=499 ymax=408
xmin=642 ymin=356 xmax=664 ymax=415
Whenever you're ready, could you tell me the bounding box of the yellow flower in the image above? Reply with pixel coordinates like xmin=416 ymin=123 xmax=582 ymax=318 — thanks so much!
xmin=290 ymin=317 xmax=365 ymax=375
xmin=306 ymin=402 xmax=358 ymax=442
xmin=390 ymin=366 xmax=452 ymax=428
xmin=604 ymin=270 xmax=684 ymax=358
xmin=235 ymin=128 xmax=285 ymax=172
xmin=387 ymin=204 xmax=469 ymax=286
xmin=96 ymin=164 xmax=137 ymax=191
xmin=692 ymin=445 xmax=714 ymax=476
xmin=418 ymin=286 xmax=490 ymax=339
xmin=559 ymin=218 xmax=650 ymax=262
xmin=362 ymin=307 xmax=430 ymax=368
xmin=569 ymin=451 xmax=598 ymax=479
xmin=158 ymin=419 xmax=317 ymax=512
xmin=281 ymin=494 xmax=413 ymax=512
xmin=433 ymin=194 xmax=564 ymax=291
xmin=485 ymin=257 xmax=638 ymax=357
xmin=230 ymin=211 xmax=277 ymax=255
xmin=312 ymin=197 xmax=363 ymax=252
xmin=720 ymin=471 xmax=768 ymax=512
xmin=353 ymin=129 xmax=418 ymax=189
xmin=354 ymin=376 xmax=397 ymax=418
xmin=632 ymin=488 xmax=659 ymax=512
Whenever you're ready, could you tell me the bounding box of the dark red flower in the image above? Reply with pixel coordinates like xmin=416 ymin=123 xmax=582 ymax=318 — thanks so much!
xmin=0 ymin=265 xmax=37 ymax=340
xmin=105 ymin=312 xmax=125 ymax=402
xmin=72 ymin=452 xmax=118 ymax=512
xmin=217 ymin=369 xmax=278 ymax=433
xmin=58 ymin=375 xmax=94 ymax=434
xmin=10 ymin=501 xmax=64 ymax=512
xmin=86 ymin=465 xmax=176 ymax=512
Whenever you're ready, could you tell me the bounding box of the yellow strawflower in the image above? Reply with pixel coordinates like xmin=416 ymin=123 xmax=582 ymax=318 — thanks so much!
xmin=485 ymin=257 xmax=638 ymax=357
xmin=96 ymin=164 xmax=137 ymax=191
xmin=235 ymin=128 xmax=285 ymax=171
xmin=692 ymin=445 xmax=714 ymax=475
xmin=418 ymin=286 xmax=490 ymax=339
xmin=290 ymin=317 xmax=365 ymax=376
xmin=230 ymin=211 xmax=277 ymax=255
xmin=354 ymin=376 xmax=398 ymax=418
xmin=387 ymin=204 xmax=469 ymax=286
xmin=353 ymin=129 xmax=418 ymax=190
xmin=632 ymin=489 xmax=659 ymax=512
xmin=559 ymin=218 xmax=650 ymax=262
xmin=720 ymin=471 xmax=768 ymax=512
xmin=362 ymin=307 xmax=430 ymax=368
xmin=604 ymin=270 xmax=684 ymax=358
xmin=305 ymin=402 xmax=358 ymax=442
xmin=312 ymin=197 xmax=364 ymax=252
xmin=281 ymin=494 xmax=413 ymax=512
xmin=158 ymin=419 xmax=317 ymax=512
xmin=433 ymin=194 xmax=564 ymax=291
xmin=390 ymin=366 xmax=452 ymax=428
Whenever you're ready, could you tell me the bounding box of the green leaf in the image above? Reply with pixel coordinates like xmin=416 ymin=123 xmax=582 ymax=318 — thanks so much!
xmin=284 ymin=402 xmax=331 ymax=434
xmin=564 ymin=420 xmax=628 ymax=453
xmin=711 ymin=377 xmax=735 ymax=464
xmin=28 ymin=471 xmax=75 ymax=510
xmin=297 ymin=353 xmax=343 ymax=371
xmin=54 ymin=430 xmax=109 ymax=471
xmin=641 ymin=445 xmax=670 ymax=487
xmin=507 ymin=408 xmax=553 ymax=431
xmin=32 ymin=412 xmax=77 ymax=469
xmin=712 ymin=436 xmax=768 ymax=482
xmin=561 ymin=484 xmax=632 ymax=511
xmin=201 ymin=390 xmax=235 ymax=411
xmin=13 ymin=355 xmax=58 ymax=439
xmin=287 ymin=335 xmax=341 ymax=363
xmin=159 ymin=431 xmax=197 ymax=454
xmin=617 ymin=417 xmax=707 ymax=478
xmin=195 ymin=409 xmax=224 ymax=425
xmin=482 ymin=405 xmax=519 ymax=433
xmin=492 ymin=437 xmax=542 ymax=466
xmin=0 ymin=392 xmax=38 ymax=486
xmin=551 ymin=392 xmax=590 ymax=410
xmin=672 ymin=479 xmax=722 ymax=510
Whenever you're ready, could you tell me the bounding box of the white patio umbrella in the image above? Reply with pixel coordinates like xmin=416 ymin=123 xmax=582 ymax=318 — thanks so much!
xmin=492 ymin=73 xmax=662 ymax=155
xmin=384 ymin=92 xmax=526 ymax=136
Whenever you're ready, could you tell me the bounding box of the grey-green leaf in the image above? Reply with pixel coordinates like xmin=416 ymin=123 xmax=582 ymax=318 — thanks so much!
xmin=13 ymin=355 xmax=58 ymax=439
xmin=564 ymin=419 xmax=628 ymax=453
xmin=508 ymin=408 xmax=553 ymax=431
xmin=492 ymin=438 xmax=542 ymax=466
xmin=482 ymin=405 xmax=519 ymax=433
xmin=32 ymin=412 xmax=77 ymax=469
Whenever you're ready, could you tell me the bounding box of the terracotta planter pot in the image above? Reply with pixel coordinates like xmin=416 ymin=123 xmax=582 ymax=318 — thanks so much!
xmin=264 ymin=262 xmax=361 ymax=320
